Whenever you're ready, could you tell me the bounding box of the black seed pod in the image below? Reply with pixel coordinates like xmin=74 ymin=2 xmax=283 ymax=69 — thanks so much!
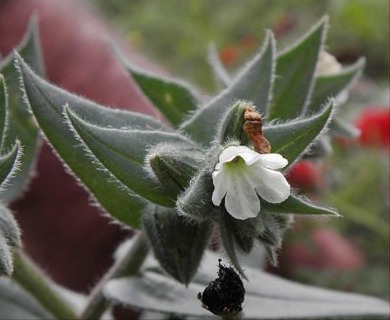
xmin=198 ymin=259 xmax=245 ymax=317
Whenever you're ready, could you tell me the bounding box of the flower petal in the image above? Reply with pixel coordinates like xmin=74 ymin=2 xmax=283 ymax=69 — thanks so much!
xmin=212 ymin=170 xmax=228 ymax=206
xmin=258 ymin=153 xmax=288 ymax=170
xmin=249 ymin=165 xmax=290 ymax=203
xmin=219 ymin=145 xmax=259 ymax=165
xmin=224 ymin=170 xmax=260 ymax=220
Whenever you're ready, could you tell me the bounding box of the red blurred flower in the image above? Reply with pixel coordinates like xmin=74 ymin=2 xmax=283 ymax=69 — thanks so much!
xmin=284 ymin=227 xmax=365 ymax=272
xmin=355 ymin=107 xmax=390 ymax=149
xmin=286 ymin=160 xmax=324 ymax=192
xmin=219 ymin=45 xmax=239 ymax=66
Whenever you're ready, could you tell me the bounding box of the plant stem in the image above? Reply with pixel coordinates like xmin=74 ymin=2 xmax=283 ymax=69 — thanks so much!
xmin=79 ymin=231 xmax=149 ymax=320
xmin=12 ymin=248 xmax=79 ymax=320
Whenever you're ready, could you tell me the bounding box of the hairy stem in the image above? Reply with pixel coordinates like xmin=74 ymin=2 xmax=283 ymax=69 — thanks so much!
xmin=12 ymin=248 xmax=79 ymax=320
xmin=80 ymin=231 xmax=149 ymax=320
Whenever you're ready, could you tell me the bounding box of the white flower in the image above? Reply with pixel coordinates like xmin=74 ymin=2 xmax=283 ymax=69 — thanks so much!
xmin=212 ymin=146 xmax=290 ymax=220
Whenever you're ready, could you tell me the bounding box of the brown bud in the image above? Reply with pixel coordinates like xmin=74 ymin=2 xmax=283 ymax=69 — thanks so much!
xmin=243 ymin=106 xmax=271 ymax=153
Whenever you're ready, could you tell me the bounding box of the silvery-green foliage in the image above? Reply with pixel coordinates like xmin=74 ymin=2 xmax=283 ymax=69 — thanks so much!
xmin=0 ymin=75 xmax=23 ymax=276
xmin=14 ymin=16 xmax=388 ymax=320
xmin=0 ymin=18 xmax=42 ymax=204
xmin=17 ymin=16 xmax=346 ymax=279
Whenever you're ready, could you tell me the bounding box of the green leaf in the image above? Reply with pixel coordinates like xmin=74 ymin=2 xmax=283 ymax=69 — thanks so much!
xmin=207 ymin=43 xmax=231 ymax=88
xmin=180 ymin=32 xmax=275 ymax=145
xmin=0 ymin=141 xmax=22 ymax=191
xmin=0 ymin=203 xmax=21 ymax=248
xmin=264 ymin=100 xmax=334 ymax=165
xmin=0 ymin=18 xmax=43 ymax=203
xmin=16 ymin=56 xmax=146 ymax=228
xmin=64 ymin=106 xmax=194 ymax=207
xmin=0 ymin=278 xmax=53 ymax=319
xmin=262 ymin=193 xmax=339 ymax=216
xmin=0 ymin=75 xmax=8 ymax=151
xmin=0 ymin=204 xmax=21 ymax=276
xmin=104 ymin=250 xmax=390 ymax=319
xmin=269 ymin=17 xmax=328 ymax=120
xmin=142 ymin=204 xmax=211 ymax=285
xmin=218 ymin=211 xmax=249 ymax=279
xmin=0 ymin=234 xmax=13 ymax=276
xmin=114 ymin=45 xmax=199 ymax=127
xmin=308 ymin=57 xmax=366 ymax=114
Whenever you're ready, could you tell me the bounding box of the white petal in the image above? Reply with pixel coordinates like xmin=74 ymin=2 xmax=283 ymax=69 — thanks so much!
xmin=249 ymin=165 xmax=290 ymax=203
xmin=257 ymin=153 xmax=288 ymax=170
xmin=212 ymin=170 xmax=228 ymax=206
xmin=224 ymin=170 xmax=260 ymax=220
xmin=219 ymin=145 xmax=259 ymax=165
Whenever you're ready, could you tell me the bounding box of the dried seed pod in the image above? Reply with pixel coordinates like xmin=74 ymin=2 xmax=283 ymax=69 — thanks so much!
xmin=198 ymin=259 xmax=245 ymax=318
xmin=243 ymin=106 xmax=271 ymax=153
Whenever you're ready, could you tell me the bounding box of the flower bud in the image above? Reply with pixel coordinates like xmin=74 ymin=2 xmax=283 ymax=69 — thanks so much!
xmin=216 ymin=101 xmax=250 ymax=145
xmin=142 ymin=204 xmax=211 ymax=285
xmin=176 ymin=146 xmax=221 ymax=221
xmin=146 ymin=143 xmax=204 ymax=199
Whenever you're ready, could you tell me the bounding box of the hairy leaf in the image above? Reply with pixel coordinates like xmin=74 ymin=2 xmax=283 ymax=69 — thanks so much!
xmin=142 ymin=204 xmax=211 ymax=285
xmin=181 ymin=32 xmax=275 ymax=145
xmin=264 ymin=100 xmax=334 ymax=166
xmin=65 ymin=107 xmax=194 ymax=207
xmin=0 ymin=204 xmax=21 ymax=248
xmin=269 ymin=17 xmax=327 ymax=120
xmin=16 ymin=57 xmax=146 ymax=228
xmin=207 ymin=43 xmax=231 ymax=88
xmin=0 ymin=75 xmax=8 ymax=151
xmin=0 ymin=18 xmax=42 ymax=203
xmin=308 ymin=57 xmax=365 ymax=114
xmin=261 ymin=193 xmax=339 ymax=216
xmin=114 ymin=45 xmax=199 ymax=127
xmin=0 ymin=278 xmax=53 ymax=319
xmin=0 ymin=141 xmax=22 ymax=191
xmin=104 ymin=250 xmax=390 ymax=319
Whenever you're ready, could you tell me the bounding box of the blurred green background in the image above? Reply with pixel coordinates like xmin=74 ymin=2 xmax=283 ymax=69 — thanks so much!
xmin=88 ymin=0 xmax=389 ymax=90
xmin=88 ymin=0 xmax=389 ymax=299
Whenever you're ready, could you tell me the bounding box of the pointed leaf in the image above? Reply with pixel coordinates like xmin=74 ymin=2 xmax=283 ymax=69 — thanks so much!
xmin=115 ymin=45 xmax=199 ymax=127
xmin=0 ymin=278 xmax=53 ymax=319
xmin=104 ymin=250 xmax=390 ymax=319
xmin=0 ymin=234 xmax=13 ymax=276
xmin=262 ymin=193 xmax=339 ymax=216
xmin=16 ymin=57 xmax=146 ymax=228
xmin=264 ymin=100 xmax=334 ymax=165
xmin=65 ymin=107 xmax=195 ymax=207
xmin=142 ymin=204 xmax=211 ymax=285
xmin=207 ymin=43 xmax=231 ymax=88
xmin=0 ymin=75 xmax=8 ymax=151
xmin=308 ymin=57 xmax=366 ymax=114
xmin=0 ymin=18 xmax=43 ymax=203
xmin=218 ymin=210 xmax=249 ymax=279
xmin=0 ymin=204 xmax=21 ymax=248
xmin=269 ymin=17 xmax=328 ymax=120
xmin=329 ymin=119 xmax=360 ymax=138
xmin=0 ymin=141 xmax=22 ymax=191
xmin=181 ymin=32 xmax=275 ymax=145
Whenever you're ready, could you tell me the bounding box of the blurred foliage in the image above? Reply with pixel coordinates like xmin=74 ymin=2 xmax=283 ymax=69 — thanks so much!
xmin=88 ymin=0 xmax=389 ymax=90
